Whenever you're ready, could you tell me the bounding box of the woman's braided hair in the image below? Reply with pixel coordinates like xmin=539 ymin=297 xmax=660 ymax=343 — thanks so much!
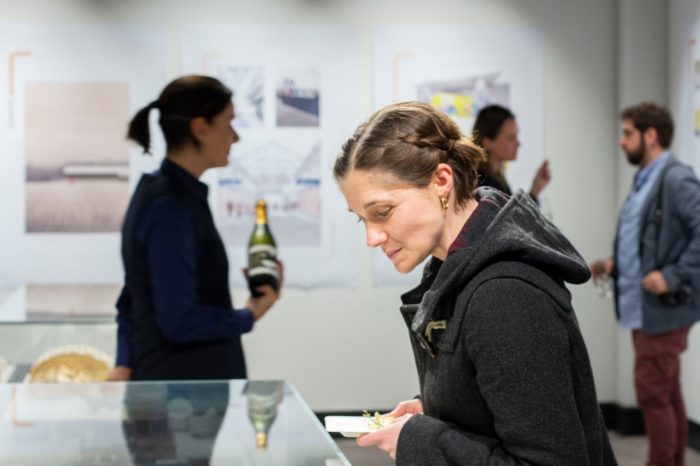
xmin=334 ymin=101 xmax=485 ymax=208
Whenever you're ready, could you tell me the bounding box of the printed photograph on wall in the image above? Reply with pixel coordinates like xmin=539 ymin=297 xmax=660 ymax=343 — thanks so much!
xmin=695 ymin=59 xmax=700 ymax=136
xmin=218 ymin=65 xmax=264 ymax=129
xmin=417 ymin=73 xmax=510 ymax=135
xmin=25 ymin=82 xmax=130 ymax=233
xmin=216 ymin=133 xmax=321 ymax=247
xmin=25 ymin=283 xmax=121 ymax=320
xmin=373 ymin=25 xmax=543 ymax=287
xmin=276 ymin=68 xmax=320 ymax=127
xmin=0 ymin=23 xmax=167 ymax=287
xmin=182 ymin=24 xmax=359 ymax=289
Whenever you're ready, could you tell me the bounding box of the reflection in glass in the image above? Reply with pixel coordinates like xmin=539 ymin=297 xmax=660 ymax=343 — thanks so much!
xmin=122 ymin=382 xmax=229 ymax=465
xmin=246 ymin=381 xmax=283 ymax=450
xmin=0 ymin=381 xmax=350 ymax=465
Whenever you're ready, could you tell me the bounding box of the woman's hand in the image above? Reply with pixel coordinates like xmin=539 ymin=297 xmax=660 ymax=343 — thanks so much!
xmin=529 ymin=160 xmax=551 ymax=199
xmin=245 ymin=260 xmax=284 ymax=321
xmin=357 ymin=413 xmax=415 ymax=460
xmin=106 ymin=365 xmax=132 ymax=381
xmin=355 ymin=399 xmax=422 ymax=459
xmin=386 ymin=398 xmax=423 ymax=418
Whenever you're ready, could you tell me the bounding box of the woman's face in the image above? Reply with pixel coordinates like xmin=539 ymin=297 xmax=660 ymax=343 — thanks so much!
xmin=200 ymin=101 xmax=239 ymax=168
xmin=482 ymin=118 xmax=520 ymax=162
xmin=339 ymin=170 xmax=446 ymax=274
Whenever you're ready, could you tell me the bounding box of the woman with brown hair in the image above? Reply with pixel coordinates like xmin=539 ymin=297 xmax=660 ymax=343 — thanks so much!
xmin=334 ymin=101 xmax=616 ymax=465
xmin=473 ymin=104 xmax=550 ymax=201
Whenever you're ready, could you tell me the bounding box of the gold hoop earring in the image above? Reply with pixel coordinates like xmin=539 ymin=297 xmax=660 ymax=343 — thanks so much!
xmin=440 ymin=197 xmax=449 ymax=211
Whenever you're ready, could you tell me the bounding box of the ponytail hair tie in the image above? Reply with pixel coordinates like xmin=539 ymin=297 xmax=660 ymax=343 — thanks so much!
xmin=447 ymin=138 xmax=456 ymax=152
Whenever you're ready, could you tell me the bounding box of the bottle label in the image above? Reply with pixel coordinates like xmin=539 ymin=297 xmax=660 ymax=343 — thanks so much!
xmin=248 ymin=244 xmax=279 ymax=279
xmin=249 ymin=244 xmax=277 ymax=255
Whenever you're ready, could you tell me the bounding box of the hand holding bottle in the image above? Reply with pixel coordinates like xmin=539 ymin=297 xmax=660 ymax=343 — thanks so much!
xmin=245 ymin=260 xmax=284 ymax=321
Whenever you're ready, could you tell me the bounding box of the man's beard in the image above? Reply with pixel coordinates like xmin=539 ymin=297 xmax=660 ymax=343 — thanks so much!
xmin=624 ymin=138 xmax=645 ymax=166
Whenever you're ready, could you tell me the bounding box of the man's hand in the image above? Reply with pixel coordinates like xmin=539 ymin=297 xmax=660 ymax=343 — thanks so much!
xmin=642 ymin=270 xmax=669 ymax=295
xmin=590 ymin=258 xmax=613 ymax=284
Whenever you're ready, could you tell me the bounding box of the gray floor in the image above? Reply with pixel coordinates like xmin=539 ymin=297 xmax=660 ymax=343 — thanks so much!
xmin=336 ymin=432 xmax=700 ymax=465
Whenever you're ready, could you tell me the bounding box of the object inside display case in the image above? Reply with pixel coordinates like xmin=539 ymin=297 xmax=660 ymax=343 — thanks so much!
xmin=27 ymin=345 xmax=112 ymax=383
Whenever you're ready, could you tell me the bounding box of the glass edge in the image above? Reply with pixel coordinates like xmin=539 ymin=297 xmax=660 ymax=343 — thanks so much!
xmin=285 ymin=382 xmax=353 ymax=466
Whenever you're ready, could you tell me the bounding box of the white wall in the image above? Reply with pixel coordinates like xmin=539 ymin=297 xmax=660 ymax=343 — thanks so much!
xmin=669 ymin=0 xmax=700 ymax=425
xmin=613 ymin=0 xmax=700 ymax=425
xmin=615 ymin=0 xmax=670 ymax=410
xmin=0 ymin=0 xmax=622 ymax=412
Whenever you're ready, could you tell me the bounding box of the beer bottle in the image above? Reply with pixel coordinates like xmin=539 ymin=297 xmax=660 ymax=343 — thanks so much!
xmin=247 ymin=199 xmax=278 ymax=297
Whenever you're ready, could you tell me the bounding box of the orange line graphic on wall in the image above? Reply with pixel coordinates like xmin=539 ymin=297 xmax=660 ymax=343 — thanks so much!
xmin=8 ymin=50 xmax=31 ymax=96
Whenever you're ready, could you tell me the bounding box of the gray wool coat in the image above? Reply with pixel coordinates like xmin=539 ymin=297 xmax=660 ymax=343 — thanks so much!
xmin=396 ymin=188 xmax=617 ymax=465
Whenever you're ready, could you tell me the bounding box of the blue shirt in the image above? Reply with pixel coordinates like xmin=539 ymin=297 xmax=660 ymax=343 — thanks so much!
xmin=615 ymin=150 xmax=671 ymax=329
xmin=116 ymin=158 xmax=253 ymax=367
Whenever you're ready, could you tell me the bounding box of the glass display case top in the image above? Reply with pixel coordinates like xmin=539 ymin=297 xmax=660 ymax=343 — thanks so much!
xmin=0 ymin=379 xmax=350 ymax=466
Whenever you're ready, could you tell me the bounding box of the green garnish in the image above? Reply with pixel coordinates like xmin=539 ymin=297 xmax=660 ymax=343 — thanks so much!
xmin=362 ymin=410 xmax=387 ymax=429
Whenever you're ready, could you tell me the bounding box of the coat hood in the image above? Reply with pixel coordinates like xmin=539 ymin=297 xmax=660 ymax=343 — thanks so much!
xmin=405 ymin=187 xmax=591 ymax=337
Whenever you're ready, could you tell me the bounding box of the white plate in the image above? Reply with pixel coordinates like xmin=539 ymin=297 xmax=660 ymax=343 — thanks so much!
xmin=324 ymin=415 xmax=394 ymax=438
xmin=324 ymin=416 xmax=374 ymax=438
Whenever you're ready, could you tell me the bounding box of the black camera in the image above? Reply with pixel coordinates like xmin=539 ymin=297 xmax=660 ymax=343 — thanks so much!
xmin=658 ymin=286 xmax=691 ymax=306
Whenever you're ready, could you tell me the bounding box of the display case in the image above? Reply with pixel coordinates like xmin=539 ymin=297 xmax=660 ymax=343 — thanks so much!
xmin=0 ymin=285 xmax=118 ymax=384
xmin=0 ymin=379 xmax=351 ymax=465
xmin=0 ymin=289 xmax=352 ymax=464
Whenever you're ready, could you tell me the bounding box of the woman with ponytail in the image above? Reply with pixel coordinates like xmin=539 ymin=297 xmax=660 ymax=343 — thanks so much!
xmin=333 ymin=102 xmax=616 ymax=465
xmin=472 ymin=104 xmax=551 ymax=202
xmin=109 ymin=75 xmax=282 ymax=382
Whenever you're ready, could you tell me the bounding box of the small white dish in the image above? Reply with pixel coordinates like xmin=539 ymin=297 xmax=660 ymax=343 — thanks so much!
xmin=324 ymin=416 xmax=373 ymax=438
xmin=324 ymin=415 xmax=394 ymax=438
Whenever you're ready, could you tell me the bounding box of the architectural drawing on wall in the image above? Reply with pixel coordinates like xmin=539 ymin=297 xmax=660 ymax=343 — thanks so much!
xmin=373 ymin=25 xmax=542 ymax=287
xmin=218 ymin=66 xmax=264 ymax=129
xmin=6 ymin=50 xmax=31 ymax=129
xmin=675 ymin=22 xmax=700 ymax=174
xmin=182 ymin=24 xmax=360 ymax=289
xmin=276 ymin=68 xmax=320 ymax=127
xmin=25 ymin=283 xmax=121 ymax=320
xmin=693 ymin=26 xmax=700 ymax=175
xmin=25 ymin=82 xmax=130 ymax=233
xmin=0 ymin=23 xmax=167 ymax=288
xmin=695 ymin=60 xmax=700 ymax=136
xmin=416 ymin=73 xmax=510 ymax=134
xmin=217 ymin=136 xmax=321 ymax=247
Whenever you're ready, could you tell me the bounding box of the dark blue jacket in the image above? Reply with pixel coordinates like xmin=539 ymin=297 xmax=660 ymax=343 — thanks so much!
xmin=116 ymin=158 xmax=253 ymax=380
